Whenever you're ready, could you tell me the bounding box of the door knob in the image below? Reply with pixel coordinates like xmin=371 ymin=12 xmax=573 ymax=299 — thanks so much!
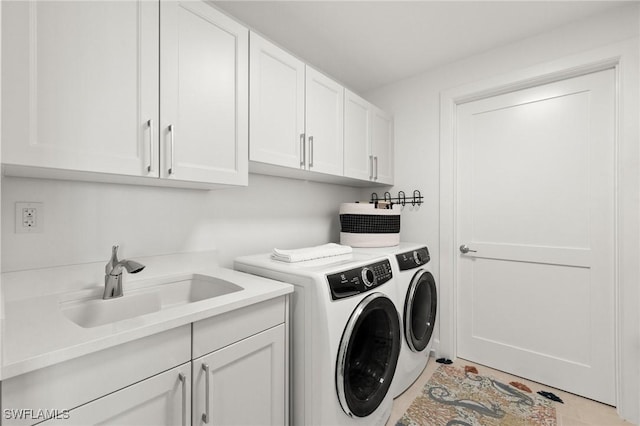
xmin=459 ymin=244 xmax=477 ymax=254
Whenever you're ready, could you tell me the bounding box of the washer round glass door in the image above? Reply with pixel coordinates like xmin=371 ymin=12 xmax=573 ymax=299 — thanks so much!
xmin=336 ymin=292 xmax=401 ymax=417
xmin=405 ymin=270 xmax=437 ymax=352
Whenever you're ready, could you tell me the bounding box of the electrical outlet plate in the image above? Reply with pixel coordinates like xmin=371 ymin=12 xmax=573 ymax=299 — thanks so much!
xmin=15 ymin=202 xmax=44 ymax=233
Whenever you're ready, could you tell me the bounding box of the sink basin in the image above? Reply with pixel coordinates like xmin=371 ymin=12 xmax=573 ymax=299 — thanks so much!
xmin=158 ymin=275 xmax=243 ymax=307
xmin=60 ymin=274 xmax=243 ymax=328
xmin=62 ymin=292 xmax=161 ymax=328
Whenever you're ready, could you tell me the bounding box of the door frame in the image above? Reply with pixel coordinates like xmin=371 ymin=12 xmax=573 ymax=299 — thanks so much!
xmin=439 ymin=39 xmax=639 ymax=422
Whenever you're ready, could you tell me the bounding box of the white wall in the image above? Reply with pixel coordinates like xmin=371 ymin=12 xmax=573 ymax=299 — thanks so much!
xmin=1 ymin=174 xmax=362 ymax=272
xmin=365 ymin=3 xmax=639 ymax=422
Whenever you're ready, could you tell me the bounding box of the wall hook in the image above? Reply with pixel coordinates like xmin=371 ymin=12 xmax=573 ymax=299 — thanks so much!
xmin=369 ymin=190 xmax=423 ymax=208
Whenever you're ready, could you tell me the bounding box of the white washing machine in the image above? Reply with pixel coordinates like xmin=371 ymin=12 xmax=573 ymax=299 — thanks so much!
xmin=352 ymin=243 xmax=437 ymax=398
xmin=389 ymin=243 xmax=437 ymax=397
xmin=234 ymin=252 xmax=401 ymax=426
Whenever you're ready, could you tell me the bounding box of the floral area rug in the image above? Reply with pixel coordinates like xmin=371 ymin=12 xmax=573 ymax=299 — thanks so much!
xmin=396 ymin=365 xmax=557 ymax=426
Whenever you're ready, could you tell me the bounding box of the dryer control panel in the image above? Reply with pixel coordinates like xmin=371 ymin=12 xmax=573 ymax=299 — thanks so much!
xmin=396 ymin=247 xmax=430 ymax=270
xmin=326 ymin=259 xmax=393 ymax=300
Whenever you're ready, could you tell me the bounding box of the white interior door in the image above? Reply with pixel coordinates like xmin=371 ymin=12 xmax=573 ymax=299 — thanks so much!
xmin=456 ymin=68 xmax=616 ymax=405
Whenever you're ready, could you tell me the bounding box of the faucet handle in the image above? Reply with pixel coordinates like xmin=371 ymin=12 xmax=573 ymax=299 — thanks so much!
xmin=111 ymin=245 xmax=120 ymax=260
xmin=105 ymin=245 xmax=120 ymax=274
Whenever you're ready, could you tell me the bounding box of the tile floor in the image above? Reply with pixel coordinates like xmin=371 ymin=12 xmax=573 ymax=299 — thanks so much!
xmin=387 ymin=357 xmax=633 ymax=426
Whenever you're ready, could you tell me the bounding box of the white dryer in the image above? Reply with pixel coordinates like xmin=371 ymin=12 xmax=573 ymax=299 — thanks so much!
xmin=389 ymin=243 xmax=437 ymax=397
xmin=234 ymin=252 xmax=401 ymax=426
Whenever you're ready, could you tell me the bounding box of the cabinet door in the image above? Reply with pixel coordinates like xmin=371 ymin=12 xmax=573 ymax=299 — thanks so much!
xmin=1 ymin=1 xmax=159 ymax=177
xmin=371 ymin=106 xmax=394 ymax=185
xmin=40 ymin=364 xmax=191 ymax=426
xmin=193 ymin=325 xmax=286 ymax=426
xmin=305 ymin=67 xmax=344 ymax=176
xmin=161 ymin=1 xmax=248 ymax=185
xmin=343 ymin=89 xmax=372 ymax=181
xmin=249 ymin=32 xmax=305 ymax=169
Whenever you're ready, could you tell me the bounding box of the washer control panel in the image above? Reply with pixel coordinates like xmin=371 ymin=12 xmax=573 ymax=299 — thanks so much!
xmin=396 ymin=247 xmax=430 ymax=270
xmin=327 ymin=259 xmax=393 ymax=300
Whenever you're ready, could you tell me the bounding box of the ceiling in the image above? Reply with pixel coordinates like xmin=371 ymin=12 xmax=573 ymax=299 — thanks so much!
xmin=213 ymin=1 xmax=630 ymax=94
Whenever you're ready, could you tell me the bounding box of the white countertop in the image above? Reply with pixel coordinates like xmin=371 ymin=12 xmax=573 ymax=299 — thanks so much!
xmin=1 ymin=252 xmax=293 ymax=380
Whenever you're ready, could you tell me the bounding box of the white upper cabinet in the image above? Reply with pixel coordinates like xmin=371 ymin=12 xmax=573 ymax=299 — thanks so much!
xmin=305 ymin=67 xmax=344 ymax=176
xmin=161 ymin=1 xmax=248 ymax=186
xmin=249 ymin=33 xmax=305 ymax=169
xmin=344 ymin=89 xmax=394 ymax=185
xmin=371 ymin=105 xmax=394 ymax=185
xmin=1 ymin=1 xmax=248 ymax=188
xmin=249 ymin=32 xmax=391 ymax=185
xmin=3 ymin=2 xmax=388 ymax=188
xmin=249 ymin=32 xmax=345 ymax=177
xmin=2 ymin=1 xmax=159 ymax=178
xmin=344 ymin=90 xmax=372 ymax=181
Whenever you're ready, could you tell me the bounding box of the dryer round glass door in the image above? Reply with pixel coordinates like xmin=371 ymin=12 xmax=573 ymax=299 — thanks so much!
xmin=336 ymin=292 xmax=400 ymax=418
xmin=405 ymin=270 xmax=437 ymax=352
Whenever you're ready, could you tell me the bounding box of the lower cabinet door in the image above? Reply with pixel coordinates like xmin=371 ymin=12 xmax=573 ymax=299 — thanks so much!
xmin=40 ymin=364 xmax=191 ymax=426
xmin=193 ymin=324 xmax=286 ymax=426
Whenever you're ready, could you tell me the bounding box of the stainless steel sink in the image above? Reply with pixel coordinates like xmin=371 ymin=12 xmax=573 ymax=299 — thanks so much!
xmin=60 ymin=274 xmax=243 ymax=328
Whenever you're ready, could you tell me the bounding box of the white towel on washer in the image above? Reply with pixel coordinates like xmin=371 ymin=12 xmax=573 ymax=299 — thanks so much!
xmin=271 ymin=243 xmax=352 ymax=263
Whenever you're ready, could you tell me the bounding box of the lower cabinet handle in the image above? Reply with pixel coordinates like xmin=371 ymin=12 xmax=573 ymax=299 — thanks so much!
xmin=202 ymin=363 xmax=210 ymax=424
xmin=300 ymin=133 xmax=305 ymax=168
xmin=309 ymin=136 xmax=314 ymax=168
xmin=178 ymin=372 xmax=187 ymax=426
xmin=168 ymin=124 xmax=175 ymax=175
xmin=147 ymin=119 xmax=154 ymax=173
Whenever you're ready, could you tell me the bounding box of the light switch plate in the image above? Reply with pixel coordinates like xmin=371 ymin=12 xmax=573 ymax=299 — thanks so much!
xmin=15 ymin=202 xmax=44 ymax=233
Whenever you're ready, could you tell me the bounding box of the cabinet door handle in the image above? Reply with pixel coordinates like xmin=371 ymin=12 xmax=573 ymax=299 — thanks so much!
xmin=300 ymin=133 xmax=305 ymax=168
xmin=369 ymin=155 xmax=374 ymax=180
xmin=374 ymin=156 xmax=378 ymax=180
xmin=309 ymin=136 xmax=314 ymax=168
xmin=178 ymin=372 xmax=187 ymax=426
xmin=202 ymin=363 xmax=210 ymax=424
xmin=147 ymin=119 xmax=154 ymax=173
xmin=168 ymin=124 xmax=175 ymax=175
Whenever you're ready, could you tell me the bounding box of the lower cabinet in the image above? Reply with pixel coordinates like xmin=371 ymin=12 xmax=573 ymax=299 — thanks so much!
xmin=40 ymin=364 xmax=191 ymax=426
xmin=193 ymin=325 xmax=286 ymax=426
xmin=1 ymin=297 xmax=288 ymax=426
xmin=1 ymin=326 xmax=191 ymax=426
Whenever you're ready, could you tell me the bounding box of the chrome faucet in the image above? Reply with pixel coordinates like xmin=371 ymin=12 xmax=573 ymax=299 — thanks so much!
xmin=103 ymin=245 xmax=145 ymax=299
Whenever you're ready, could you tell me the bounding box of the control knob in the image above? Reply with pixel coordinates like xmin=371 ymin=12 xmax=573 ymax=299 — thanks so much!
xmin=413 ymin=250 xmax=423 ymax=265
xmin=361 ymin=267 xmax=376 ymax=287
